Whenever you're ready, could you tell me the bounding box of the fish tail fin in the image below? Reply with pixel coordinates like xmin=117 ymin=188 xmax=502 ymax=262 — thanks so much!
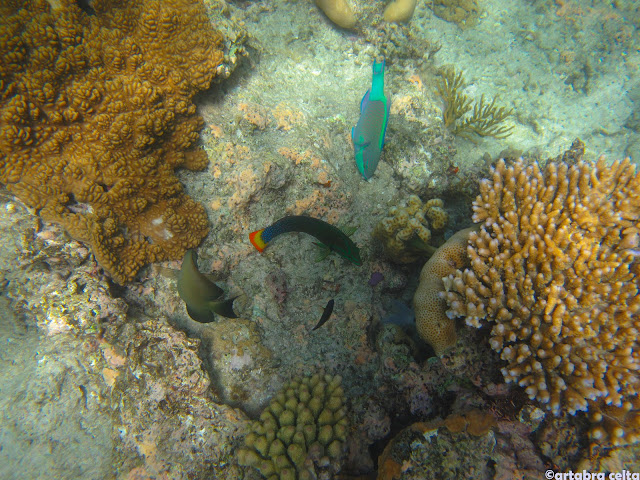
xmin=249 ymin=229 xmax=267 ymax=252
xmin=211 ymin=297 xmax=238 ymax=319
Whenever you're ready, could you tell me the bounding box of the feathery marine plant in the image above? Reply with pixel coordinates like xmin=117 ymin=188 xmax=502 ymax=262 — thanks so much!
xmin=436 ymin=67 xmax=514 ymax=140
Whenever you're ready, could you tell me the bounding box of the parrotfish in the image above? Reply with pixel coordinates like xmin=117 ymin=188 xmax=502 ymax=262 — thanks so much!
xmin=312 ymin=299 xmax=335 ymax=331
xmin=352 ymin=59 xmax=390 ymax=180
xmin=177 ymin=249 xmax=238 ymax=322
xmin=249 ymin=215 xmax=362 ymax=266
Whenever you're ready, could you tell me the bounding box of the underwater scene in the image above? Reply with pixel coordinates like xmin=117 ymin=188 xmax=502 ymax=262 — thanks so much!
xmin=0 ymin=0 xmax=639 ymax=478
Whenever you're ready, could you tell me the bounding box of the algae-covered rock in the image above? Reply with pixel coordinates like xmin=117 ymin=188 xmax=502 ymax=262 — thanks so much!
xmin=238 ymin=372 xmax=348 ymax=479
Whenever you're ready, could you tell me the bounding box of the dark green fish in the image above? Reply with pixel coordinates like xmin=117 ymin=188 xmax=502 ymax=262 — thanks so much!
xmin=177 ymin=249 xmax=237 ymax=322
xmin=249 ymin=215 xmax=362 ymax=266
xmin=313 ymin=299 xmax=335 ymax=331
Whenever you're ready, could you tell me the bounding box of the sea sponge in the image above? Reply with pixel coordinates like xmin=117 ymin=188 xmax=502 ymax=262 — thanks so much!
xmin=413 ymin=227 xmax=475 ymax=356
xmin=315 ymin=0 xmax=356 ymax=29
xmin=374 ymin=195 xmax=448 ymax=264
xmin=238 ymin=372 xmax=348 ymax=479
xmin=0 ymin=0 xmax=227 ymax=283
xmin=383 ymin=0 xmax=418 ymax=23
xmin=442 ymin=157 xmax=640 ymax=446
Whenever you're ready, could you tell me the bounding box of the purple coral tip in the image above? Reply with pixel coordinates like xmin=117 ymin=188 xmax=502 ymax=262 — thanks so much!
xmin=368 ymin=271 xmax=384 ymax=286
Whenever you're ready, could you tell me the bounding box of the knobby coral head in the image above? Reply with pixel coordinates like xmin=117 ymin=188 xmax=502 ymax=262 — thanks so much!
xmin=442 ymin=156 xmax=640 ymax=446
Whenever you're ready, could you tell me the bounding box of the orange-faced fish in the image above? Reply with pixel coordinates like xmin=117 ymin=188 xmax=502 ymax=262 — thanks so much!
xmin=249 ymin=215 xmax=362 ymax=266
xmin=177 ymin=249 xmax=237 ymax=322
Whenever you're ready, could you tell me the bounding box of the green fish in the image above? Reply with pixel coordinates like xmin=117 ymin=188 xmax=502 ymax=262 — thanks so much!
xmin=249 ymin=215 xmax=362 ymax=266
xmin=177 ymin=249 xmax=238 ymax=323
xmin=352 ymin=59 xmax=390 ymax=180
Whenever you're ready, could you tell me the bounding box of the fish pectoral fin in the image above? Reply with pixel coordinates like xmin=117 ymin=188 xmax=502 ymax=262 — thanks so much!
xmin=210 ymin=297 xmax=239 ymax=319
xmin=186 ymin=304 xmax=216 ymax=324
xmin=314 ymin=248 xmax=331 ymax=263
xmin=354 ymin=139 xmax=371 ymax=150
xmin=338 ymin=225 xmax=358 ymax=237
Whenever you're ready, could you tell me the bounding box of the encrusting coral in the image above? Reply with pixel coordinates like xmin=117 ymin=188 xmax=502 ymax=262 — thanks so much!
xmin=413 ymin=227 xmax=475 ymax=356
xmin=238 ymin=372 xmax=348 ymax=480
xmin=374 ymin=195 xmax=448 ymax=264
xmin=441 ymin=157 xmax=640 ymax=446
xmin=0 ymin=0 xmax=226 ymax=283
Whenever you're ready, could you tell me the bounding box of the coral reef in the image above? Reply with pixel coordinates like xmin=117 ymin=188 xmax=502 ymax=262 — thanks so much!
xmin=442 ymin=157 xmax=640 ymax=446
xmin=376 ymin=413 xmax=495 ymax=480
xmin=413 ymin=227 xmax=475 ymax=356
xmin=377 ymin=412 xmax=546 ymax=480
xmin=238 ymin=372 xmax=348 ymax=479
xmin=0 ymin=200 xmax=247 ymax=479
xmin=0 ymin=0 xmax=229 ymax=283
xmin=373 ymin=195 xmax=448 ymax=264
xmin=436 ymin=67 xmax=514 ymax=140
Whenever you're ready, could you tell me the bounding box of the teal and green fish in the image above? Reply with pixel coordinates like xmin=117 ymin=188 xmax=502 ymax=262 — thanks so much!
xmin=177 ymin=249 xmax=238 ymax=322
xmin=352 ymin=59 xmax=390 ymax=180
xmin=249 ymin=215 xmax=362 ymax=266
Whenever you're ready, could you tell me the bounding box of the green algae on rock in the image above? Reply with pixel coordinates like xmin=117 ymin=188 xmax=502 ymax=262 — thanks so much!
xmin=238 ymin=372 xmax=348 ymax=479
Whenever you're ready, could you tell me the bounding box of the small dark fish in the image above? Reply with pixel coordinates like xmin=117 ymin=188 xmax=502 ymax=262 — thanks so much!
xmin=312 ymin=299 xmax=335 ymax=331
xmin=177 ymin=249 xmax=237 ymax=323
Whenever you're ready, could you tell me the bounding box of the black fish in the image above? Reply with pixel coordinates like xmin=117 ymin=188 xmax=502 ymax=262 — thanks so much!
xmin=312 ymin=299 xmax=335 ymax=331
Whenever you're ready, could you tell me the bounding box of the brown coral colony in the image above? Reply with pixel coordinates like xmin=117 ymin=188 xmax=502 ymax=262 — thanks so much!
xmin=0 ymin=0 xmax=224 ymax=283
xmin=442 ymin=157 xmax=640 ymax=445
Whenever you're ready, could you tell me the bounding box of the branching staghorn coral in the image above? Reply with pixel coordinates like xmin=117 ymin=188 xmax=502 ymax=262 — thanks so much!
xmin=436 ymin=67 xmax=513 ymax=140
xmin=441 ymin=157 xmax=640 ymax=446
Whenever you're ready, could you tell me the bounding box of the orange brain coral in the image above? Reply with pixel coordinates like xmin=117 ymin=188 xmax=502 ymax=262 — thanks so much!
xmin=0 ymin=0 xmax=224 ymax=283
xmin=442 ymin=157 xmax=640 ymax=445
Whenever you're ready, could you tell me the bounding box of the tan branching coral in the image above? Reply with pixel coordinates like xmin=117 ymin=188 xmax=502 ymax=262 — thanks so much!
xmin=442 ymin=157 xmax=640 ymax=446
xmin=374 ymin=195 xmax=448 ymax=264
xmin=0 ymin=0 xmax=226 ymax=283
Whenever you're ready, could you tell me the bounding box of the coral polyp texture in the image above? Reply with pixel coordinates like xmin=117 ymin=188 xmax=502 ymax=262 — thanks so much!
xmin=413 ymin=227 xmax=474 ymax=356
xmin=374 ymin=195 xmax=448 ymax=264
xmin=238 ymin=372 xmax=348 ymax=480
xmin=442 ymin=157 xmax=640 ymax=446
xmin=0 ymin=0 xmax=225 ymax=283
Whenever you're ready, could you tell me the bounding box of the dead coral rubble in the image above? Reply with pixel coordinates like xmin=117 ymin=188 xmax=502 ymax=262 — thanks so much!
xmin=442 ymin=156 xmax=640 ymax=446
xmin=0 ymin=0 xmax=226 ymax=283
